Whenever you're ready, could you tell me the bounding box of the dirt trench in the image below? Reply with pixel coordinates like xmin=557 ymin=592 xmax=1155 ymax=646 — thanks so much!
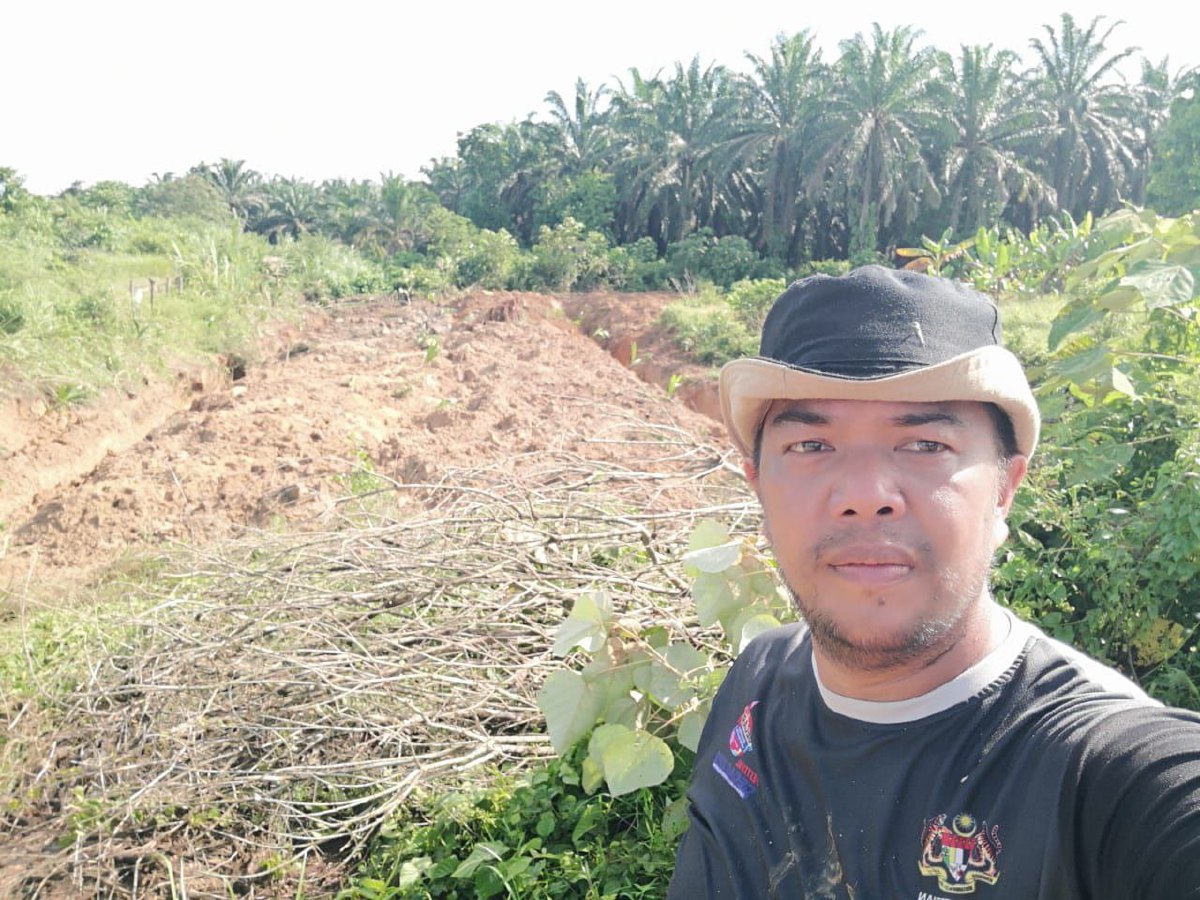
xmin=0 ymin=291 xmax=727 ymax=593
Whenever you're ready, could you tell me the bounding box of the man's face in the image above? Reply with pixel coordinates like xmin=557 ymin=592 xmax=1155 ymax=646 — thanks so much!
xmin=746 ymin=398 xmax=1027 ymax=672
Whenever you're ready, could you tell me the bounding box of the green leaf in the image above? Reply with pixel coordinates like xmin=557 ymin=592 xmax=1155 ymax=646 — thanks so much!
xmin=535 ymin=811 xmax=556 ymax=839
xmin=552 ymin=592 xmax=613 ymax=656
xmin=1121 ymin=262 xmax=1195 ymax=309
xmin=676 ymin=704 xmax=709 ymax=752
xmin=736 ymin=613 xmax=781 ymax=653
xmin=1109 ymin=366 xmax=1137 ymax=399
xmin=571 ymin=801 xmax=606 ymax=843
xmin=682 ymin=540 xmax=742 ymax=576
xmin=687 ymin=519 xmax=731 ymax=552
xmin=1052 ymin=344 xmax=1112 ymax=383
xmin=1047 ymin=297 xmax=1108 ymax=350
xmin=453 ymin=842 xmax=508 ymax=879
xmin=1064 ymin=441 xmax=1135 ymax=485
xmin=474 ymin=867 xmax=505 ymax=899
xmin=588 ymin=723 xmax=675 ymax=796
xmin=581 ymin=755 xmax=605 ymax=794
xmin=693 ymin=572 xmax=739 ymax=626
xmin=1096 ymin=285 xmax=1140 ymax=312
xmin=539 ymin=671 xmax=602 ymax=753
xmin=397 ymin=859 xmax=433 ymax=889
xmin=662 ymin=795 xmax=691 ymax=840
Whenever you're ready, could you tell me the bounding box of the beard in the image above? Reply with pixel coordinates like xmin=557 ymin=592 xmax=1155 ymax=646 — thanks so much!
xmin=782 ymin=550 xmax=993 ymax=674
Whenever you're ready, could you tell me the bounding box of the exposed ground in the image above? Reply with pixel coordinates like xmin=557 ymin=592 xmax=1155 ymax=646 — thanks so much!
xmin=1 ymin=290 xmax=745 ymax=897
xmin=0 ymin=290 xmax=728 ymax=597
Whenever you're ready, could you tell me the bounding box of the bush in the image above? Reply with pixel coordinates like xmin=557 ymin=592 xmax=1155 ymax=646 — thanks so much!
xmin=345 ymin=746 xmax=687 ymax=899
xmin=528 ymin=218 xmax=612 ymax=291
xmin=659 ymin=291 xmax=758 ymax=365
xmin=666 ymin=231 xmax=775 ymax=289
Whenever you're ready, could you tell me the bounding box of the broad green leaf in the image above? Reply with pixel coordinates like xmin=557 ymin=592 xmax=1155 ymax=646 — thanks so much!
xmin=452 ymin=842 xmax=508 ymax=879
xmin=571 ymin=801 xmax=606 ymax=843
xmin=693 ymin=572 xmax=740 ymax=626
xmin=539 ymin=670 xmax=602 ymax=753
xmin=1064 ymin=442 xmax=1135 ymax=485
xmin=662 ymin=795 xmax=691 ymax=840
xmin=581 ymin=755 xmax=604 ymax=794
xmin=1121 ymin=262 xmax=1195 ymax=309
xmin=589 ymin=723 xmax=674 ymax=796
xmin=687 ymin=519 xmax=731 ymax=553
xmin=1047 ymin=297 xmax=1108 ymax=350
xmin=1096 ymin=285 xmax=1140 ymax=312
xmin=398 ymin=859 xmax=433 ymax=888
xmin=682 ymin=540 xmax=742 ymax=575
xmin=474 ymin=867 xmax=505 ymax=899
xmin=737 ymin=613 xmax=782 ymax=653
xmin=1052 ymin=345 xmax=1112 ymax=383
xmin=552 ymin=593 xmax=613 ymax=656
xmin=677 ymin=704 xmax=709 ymax=752
xmin=1109 ymin=367 xmax=1137 ymax=399
xmin=602 ymin=695 xmax=641 ymax=729
xmin=646 ymin=661 xmax=691 ymax=709
xmin=1092 ymin=208 xmax=1146 ymax=247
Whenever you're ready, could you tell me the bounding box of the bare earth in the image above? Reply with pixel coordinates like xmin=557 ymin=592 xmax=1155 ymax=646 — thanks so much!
xmin=0 ymin=291 xmax=726 ymax=596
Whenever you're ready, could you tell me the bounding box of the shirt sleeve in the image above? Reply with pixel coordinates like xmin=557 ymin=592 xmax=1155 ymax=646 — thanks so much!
xmin=1071 ymin=706 xmax=1200 ymax=899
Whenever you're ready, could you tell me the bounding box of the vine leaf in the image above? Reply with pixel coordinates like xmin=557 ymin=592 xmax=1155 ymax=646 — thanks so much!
xmin=587 ymin=723 xmax=674 ymax=796
xmin=552 ymin=592 xmax=613 ymax=656
xmin=539 ymin=671 xmax=602 ymax=753
xmin=693 ymin=572 xmax=739 ymax=626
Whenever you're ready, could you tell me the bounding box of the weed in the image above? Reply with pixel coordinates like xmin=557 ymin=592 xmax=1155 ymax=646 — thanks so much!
xmin=666 ymin=373 xmax=683 ymax=398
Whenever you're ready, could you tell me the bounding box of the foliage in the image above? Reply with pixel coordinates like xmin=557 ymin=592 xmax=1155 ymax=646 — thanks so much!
xmin=665 ymin=230 xmax=776 ymax=288
xmin=344 ymin=746 xmax=686 ymax=899
xmin=527 ymin=218 xmax=613 ymax=291
xmin=992 ymin=207 xmax=1200 ymax=703
xmin=538 ymin=521 xmax=792 ymax=798
xmin=1147 ymin=89 xmax=1200 ymax=215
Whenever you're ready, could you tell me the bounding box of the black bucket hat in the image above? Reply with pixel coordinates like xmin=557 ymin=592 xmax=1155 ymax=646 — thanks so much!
xmin=720 ymin=265 xmax=1040 ymax=459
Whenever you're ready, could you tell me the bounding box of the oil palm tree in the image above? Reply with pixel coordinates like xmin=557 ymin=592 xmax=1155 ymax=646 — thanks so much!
xmin=814 ymin=24 xmax=942 ymax=256
xmin=1028 ymin=14 xmax=1139 ymax=218
xmin=544 ymin=78 xmax=612 ymax=176
xmin=932 ymin=45 xmax=1054 ymax=233
xmin=724 ymin=31 xmax=828 ymax=262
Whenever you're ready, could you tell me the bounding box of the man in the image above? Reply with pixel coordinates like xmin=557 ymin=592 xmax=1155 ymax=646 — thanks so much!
xmin=668 ymin=266 xmax=1200 ymax=899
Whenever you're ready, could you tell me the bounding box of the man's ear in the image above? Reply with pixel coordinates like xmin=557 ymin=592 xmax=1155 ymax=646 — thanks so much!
xmin=742 ymin=457 xmax=759 ymax=492
xmin=992 ymin=454 xmax=1029 ymax=547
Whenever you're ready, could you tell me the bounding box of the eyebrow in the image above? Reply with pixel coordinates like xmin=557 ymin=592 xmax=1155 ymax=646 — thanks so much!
xmin=766 ymin=406 xmax=966 ymax=429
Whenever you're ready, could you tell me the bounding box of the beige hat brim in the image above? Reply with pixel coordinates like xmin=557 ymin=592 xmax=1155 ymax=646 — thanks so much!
xmin=720 ymin=345 xmax=1040 ymax=460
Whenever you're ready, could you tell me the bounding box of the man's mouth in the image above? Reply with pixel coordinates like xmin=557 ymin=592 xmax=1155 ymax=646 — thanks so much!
xmin=824 ymin=546 xmax=915 ymax=585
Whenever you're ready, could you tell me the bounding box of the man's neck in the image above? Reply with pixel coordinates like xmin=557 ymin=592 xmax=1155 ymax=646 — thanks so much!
xmin=811 ymin=600 xmax=1009 ymax=702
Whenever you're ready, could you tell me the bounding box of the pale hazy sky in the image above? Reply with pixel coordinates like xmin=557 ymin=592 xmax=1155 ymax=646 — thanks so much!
xmin=6 ymin=1 xmax=1198 ymax=195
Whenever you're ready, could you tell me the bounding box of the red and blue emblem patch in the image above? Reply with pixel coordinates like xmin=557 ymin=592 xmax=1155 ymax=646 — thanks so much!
xmin=713 ymin=701 xmax=761 ymax=798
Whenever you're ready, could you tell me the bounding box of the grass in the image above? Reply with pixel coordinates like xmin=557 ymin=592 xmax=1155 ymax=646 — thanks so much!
xmin=0 ymin=211 xmax=384 ymax=406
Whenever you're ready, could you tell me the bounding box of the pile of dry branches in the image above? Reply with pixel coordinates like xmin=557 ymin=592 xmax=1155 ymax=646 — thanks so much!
xmin=2 ymin=424 xmax=755 ymax=896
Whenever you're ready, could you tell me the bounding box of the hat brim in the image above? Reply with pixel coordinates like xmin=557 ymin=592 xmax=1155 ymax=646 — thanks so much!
xmin=720 ymin=345 xmax=1040 ymax=461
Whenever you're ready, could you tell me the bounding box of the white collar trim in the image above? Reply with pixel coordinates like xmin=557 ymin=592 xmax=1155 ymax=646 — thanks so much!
xmin=812 ymin=608 xmax=1032 ymax=724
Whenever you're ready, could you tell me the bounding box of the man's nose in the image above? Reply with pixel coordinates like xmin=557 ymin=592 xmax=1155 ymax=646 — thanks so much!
xmin=829 ymin=452 xmax=906 ymax=519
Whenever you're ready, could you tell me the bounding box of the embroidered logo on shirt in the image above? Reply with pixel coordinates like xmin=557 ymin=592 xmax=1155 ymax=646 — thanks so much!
xmin=713 ymin=701 xmax=761 ymax=798
xmin=728 ymin=700 xmax=758 ymax=757
xmin=918 ymin=812 xmax=1002 ymax=894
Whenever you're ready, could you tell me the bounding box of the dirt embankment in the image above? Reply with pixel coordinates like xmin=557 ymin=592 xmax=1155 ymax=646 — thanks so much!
xmin=0 ymin=291 xmax=726 ymax=592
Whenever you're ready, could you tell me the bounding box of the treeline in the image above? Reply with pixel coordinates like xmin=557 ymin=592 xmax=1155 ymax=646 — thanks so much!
xmin=5 ymin=14 xmax=1199 ymax=291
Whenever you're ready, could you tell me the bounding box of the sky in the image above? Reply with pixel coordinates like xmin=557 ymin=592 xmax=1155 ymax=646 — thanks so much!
xmin=6 ymin=1 xmax=1198 ymax=196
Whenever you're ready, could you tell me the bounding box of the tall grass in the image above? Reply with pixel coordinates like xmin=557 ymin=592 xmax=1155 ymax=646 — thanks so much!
xmin=0 ymin=204 xmax=383 ymax=404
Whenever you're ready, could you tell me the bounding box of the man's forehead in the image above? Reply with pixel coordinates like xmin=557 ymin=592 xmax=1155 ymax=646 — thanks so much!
xmin=762 ymin=397 xmax=981 ymax=424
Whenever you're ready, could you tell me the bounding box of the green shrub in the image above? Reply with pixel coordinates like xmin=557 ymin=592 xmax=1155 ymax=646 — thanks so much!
xmin=658 ymin=292 xmax=757 ymax=365
xmin=665 ymin=231 xmax=773 ymax=289
xmin=528 ymin=218 xmax=612 ymax=291
xmin=345 ymin=746 xmax=687 ymax=899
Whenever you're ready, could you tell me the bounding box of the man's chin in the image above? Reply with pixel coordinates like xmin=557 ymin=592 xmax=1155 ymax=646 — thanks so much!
xmin=803 ymin=612 xmax=956 ymax=672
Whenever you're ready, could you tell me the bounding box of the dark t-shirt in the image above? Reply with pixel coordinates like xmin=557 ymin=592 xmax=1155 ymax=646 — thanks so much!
xmin=668 ymin=611 xmax=1200 ymax=899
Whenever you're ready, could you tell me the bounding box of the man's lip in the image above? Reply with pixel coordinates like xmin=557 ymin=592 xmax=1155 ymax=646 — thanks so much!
xmin=823 ymin=545 xmax=916 ymax=568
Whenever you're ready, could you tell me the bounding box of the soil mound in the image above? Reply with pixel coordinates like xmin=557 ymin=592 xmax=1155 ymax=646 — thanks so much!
xmin=0 ymin=291 xmax=727 ymax=591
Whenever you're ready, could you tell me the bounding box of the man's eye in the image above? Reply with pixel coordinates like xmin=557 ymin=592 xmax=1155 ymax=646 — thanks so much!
xmin=903 ymin=440 xmax=948 ymax=453
xmin=787 ymin=440 xmax=829 ymax=454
